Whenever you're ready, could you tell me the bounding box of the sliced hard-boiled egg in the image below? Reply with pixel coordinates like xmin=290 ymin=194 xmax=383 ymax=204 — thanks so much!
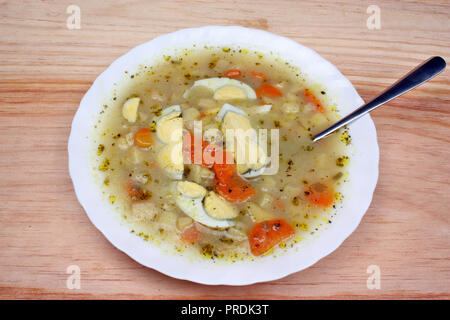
xmin=234 ymin=139 xmax=268 ymax=175
xmin=175 ymin=181 xmax=235 ymax=229
xmin=217 ymin=104 xmax=270 ymax=178
xmin=177 ymin=181 xmax=207 ymax=198
xmin=156 ymin=109 xmax=183 ymax=143
xmin=203 ymin=191 xmax=238 ymax=219
xmin=246 ymin=104 xmax=272 ymax=115
xmin=122 ymin=97 xmax=140 ymax=122
xmin=216 ymin=103 xmax=247 ymax=122
xmin=240 ymin=148 xmax=270 ymax=178
xmin=240 ymin=164 xmax=267 ymax=178
xmin=183 ymin=77 xmax=257 ymax=100
xmin=159 ymin=105 xmax=181 ymax=117
xmin=154 ymin=105 xmax=184 ymax=179
xmin=156 ymin=141 xmax=184 ymax=180
xmin=222 ymin=110 xmax=254 ymax=134
xmin=213 ymin=85 xmax=247 ymax=101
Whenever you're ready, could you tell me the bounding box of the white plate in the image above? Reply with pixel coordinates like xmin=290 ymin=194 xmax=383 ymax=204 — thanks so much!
xmin=68 ymin=26 xmax=379 ymax=285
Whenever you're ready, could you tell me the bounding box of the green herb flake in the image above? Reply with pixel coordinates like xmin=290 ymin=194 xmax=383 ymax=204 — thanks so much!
xmin=200 ymin=244 xmax=215 ymax=259
xmin=340 ymin=131 xmax=352 ymax=145
xmin=97 ymin=144 xmax=105 ymax=156
xmin=336 ymin=156 xmax=349 ymax=167
xmin=98 ymin=158 xmax=110 ymax=171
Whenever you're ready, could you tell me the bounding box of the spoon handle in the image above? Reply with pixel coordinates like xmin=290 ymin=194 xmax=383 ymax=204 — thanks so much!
xmin=312 ymin=56 xmax=446 ymax=142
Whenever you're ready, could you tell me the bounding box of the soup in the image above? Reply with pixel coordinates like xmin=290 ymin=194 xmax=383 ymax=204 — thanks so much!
xmin=92 ymin=46 xmax=351 ymax=261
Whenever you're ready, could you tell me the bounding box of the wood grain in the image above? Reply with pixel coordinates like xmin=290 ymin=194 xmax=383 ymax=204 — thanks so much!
xmin=0 ymin=0 xmax=449 ymax=299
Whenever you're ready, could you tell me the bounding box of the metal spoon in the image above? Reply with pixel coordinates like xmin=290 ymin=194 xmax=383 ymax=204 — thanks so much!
xmin=312 ymin=56 xmax=446 ymax=142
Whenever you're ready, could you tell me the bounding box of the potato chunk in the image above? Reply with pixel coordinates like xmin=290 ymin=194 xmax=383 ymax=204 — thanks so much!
xmin=131 ymin=201 xmax=158 ymax=221
xmin=182 ymin=107 xmax=201 ymax=121
xmin=245 ymin=202 xmax=273 ymax=222
xmin=176 ymin=216 xmax=194 ymax=231
xmin=117 ymin=132 xmax=134 ymax=150
xmin=282 ymin=102 xmax=299 ymax=114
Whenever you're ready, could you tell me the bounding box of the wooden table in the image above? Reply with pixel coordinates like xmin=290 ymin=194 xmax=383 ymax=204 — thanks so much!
xmin=0 ymin=0 xmax=449 ymax=299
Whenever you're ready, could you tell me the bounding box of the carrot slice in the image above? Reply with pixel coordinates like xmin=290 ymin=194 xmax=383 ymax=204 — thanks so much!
xmin=214 ymin=175 xmax=255 ymax=202
xmin=211 ymin=151 xmax=237 ymax=182
xmin=180 ymin=224 xmax=199 ymax=244
xmin=224 ymin=69 xmax=242 ymax=79
xmin=250 ymin=71 xmax=267 ymax=81
xmin=134 ymin=128 xmax=153 ymax=148
xmin=305 ymin=183 xmax=334 ymax=207
xmin=183 ymin=130 xmax=255 ymax=202
xmin=183 ymin=130 xmax=228 ymax=167
xmin=212 ymin=149 xmax=255 ymax=202
xmin=249 ymin=219 xmax=294 ymax=256
xmin=304 ymin=89 xmax=325 ymax=113
xmin=256 ymin=84 xmax=282 ymax=98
